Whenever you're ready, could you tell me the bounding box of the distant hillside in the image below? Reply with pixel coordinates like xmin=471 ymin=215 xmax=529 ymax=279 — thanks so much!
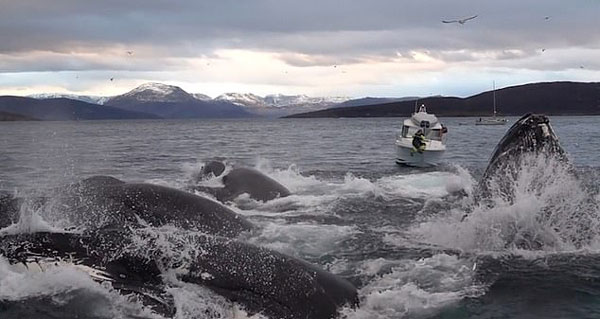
xmin=0 ymin=111 xmax=38 ymax=121
xmin=0 ymin=96 xmax=160 ymax=120
xmin=28 ymin=93 xmax=110 ymax=105
xmin=212 ymin=92 xmax=348 ymax=117
xmin=29 ymin=82 xmax=349 ymax=117
xmin=335 ymin=96 xmax=418 ymax=108
xmin=285 ymin=82 xmax=600 ymax=118
xmin=106 ymin=83 xmax=254 ymax=119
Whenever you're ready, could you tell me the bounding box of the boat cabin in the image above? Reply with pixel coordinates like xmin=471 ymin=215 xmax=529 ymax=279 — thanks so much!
xmin=399 ymin=105 xmax=446 ymax=141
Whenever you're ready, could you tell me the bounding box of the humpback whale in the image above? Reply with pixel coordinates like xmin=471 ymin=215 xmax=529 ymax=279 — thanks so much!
xmin=0 ymin=229 xmax=358 ymax=319
xmin=196 ymin=161 xmax=291 ymax=202
xmin=476 ymin=113 xmax=568 ymax=203
xmin=0 ymin=176 xmax=358 ymax=318
xmin=468 ymin=113 xmax=598 ymax=249
xmin=0 ymin=176 xmax=253 ymax=237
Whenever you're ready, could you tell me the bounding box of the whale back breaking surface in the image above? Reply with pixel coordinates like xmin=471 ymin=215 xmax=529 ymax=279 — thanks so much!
xmin=0 ymin=192 xmax=21 ymax=228
xmin=0 ymin=175 xmax=357 ymax=318
xmin=57 ymin=176 xmax=254 ymax=237
xmin=192 ymin=162 xmax=292 ymax=203
xmin=219 ymin=167 xmax=291 ymax=202
xmin=0 ymin=230 xmax=358 ymax=319
xmin=178 ymin=233 xmax=359 ymax=319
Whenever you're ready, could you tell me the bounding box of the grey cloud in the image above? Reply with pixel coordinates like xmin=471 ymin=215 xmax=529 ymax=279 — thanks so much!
xmin=0 ymin=0 xmax=599 ymax=71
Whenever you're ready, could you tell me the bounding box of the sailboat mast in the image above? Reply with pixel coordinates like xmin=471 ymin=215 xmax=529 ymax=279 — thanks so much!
xmin=493 ymin=80 xmax=496 ymax=117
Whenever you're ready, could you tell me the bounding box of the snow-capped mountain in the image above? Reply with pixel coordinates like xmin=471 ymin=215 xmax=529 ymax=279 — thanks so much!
xmin=215 ymin=93 xmax=266 ymax=108
xmin=108 ymin=82 xmax=196 ymax=104
xmin=191 ymin=93 xmax=212 ymax=101
xmin=104 ymin=83 xmax=253 ymax=119
xmin=28 ymin=93 xmax=111 ymax=105
xmin=208 ymin=92 xmax=350 ymax=116
xmin=211 ymin=93 xmax=349 ymax=109
xmin=263 ymin=94 xmax=348 ymax=108
xmin=25 ymin=82 xmax=352 ymax=117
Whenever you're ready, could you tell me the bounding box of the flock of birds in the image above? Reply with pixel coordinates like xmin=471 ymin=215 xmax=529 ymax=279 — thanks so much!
xmin=99 ymin=14 xmax=585 ymax=84
xmin=439 ymin=14 xmax=585 ymax=69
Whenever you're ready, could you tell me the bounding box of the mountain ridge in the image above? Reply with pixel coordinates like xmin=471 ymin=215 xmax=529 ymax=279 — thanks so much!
xmin=0 ymin=110 xmax=39 ymax=121
xmin=0 ymin=96 xmax=160 ymax=120
xmin=104 ymin=84 xmax=254 ymax=119
xmin=28 ymin=83 xmax=351 ymax=116
xmin=285 ymin=81 xmax=600 ymax=118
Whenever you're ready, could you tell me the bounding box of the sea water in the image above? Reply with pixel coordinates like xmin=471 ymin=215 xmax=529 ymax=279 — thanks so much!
xmin=1 ymin=116 xmax=600 ymax=318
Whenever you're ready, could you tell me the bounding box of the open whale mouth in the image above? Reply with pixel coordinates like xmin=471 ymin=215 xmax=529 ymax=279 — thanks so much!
xmin=490 ymin=113 xmax=562 ymax=162
xmin=476 ymin=113 xmax=570 ymax=205
xmin=483 ymin=114 xmax=568 ymax=180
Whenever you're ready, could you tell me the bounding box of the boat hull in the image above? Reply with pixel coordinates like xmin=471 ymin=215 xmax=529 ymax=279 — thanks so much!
xmin=395 ymin=144 xmax=445 ymax=167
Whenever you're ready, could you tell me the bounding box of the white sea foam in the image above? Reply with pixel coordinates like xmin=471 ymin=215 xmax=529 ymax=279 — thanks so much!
xmin=0 ymin=257 xmax=163 ymax=318
xmin=0 ymin=198 xmax=64 ymax=236
xmin=247 ymin=222 xmax=359 ymax=257
xmin=411 ymin=155 xmax=600 ymax=253
xmin=191 ymin=157 xmax=464 ymax=201
xmin=341 ymin=254 xmax=482 ymax=319
xmin=225 ymin=160 xmax=468 ymax=214
xmin=163 ymin=271 xmax=268 ymax=319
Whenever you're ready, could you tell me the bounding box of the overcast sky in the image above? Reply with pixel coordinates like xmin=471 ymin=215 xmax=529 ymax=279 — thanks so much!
xmin=1 ymin=0 xmax=598 ymax=98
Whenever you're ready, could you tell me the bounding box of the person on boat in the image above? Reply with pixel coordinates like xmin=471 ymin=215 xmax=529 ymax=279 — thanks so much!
xmin=411 ymin=130 xmax=426 ymax=154
xmin=440 ymin=125 xmax=448 ymax=139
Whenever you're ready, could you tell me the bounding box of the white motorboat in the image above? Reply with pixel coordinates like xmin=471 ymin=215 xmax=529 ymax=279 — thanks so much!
xmin=475 ymin=81 xmax=508 ymax=125
xmin=395 ymin=104 xmax=447 ymax=167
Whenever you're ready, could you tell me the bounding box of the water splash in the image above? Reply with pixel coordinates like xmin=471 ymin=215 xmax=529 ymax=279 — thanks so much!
xmin=0 ymin=257 xmax=163 ymax=318
xmin=412 ymin=154 xmax=600 ymax=252
xmin=0 ymin=198 xmax=63 ymax=236
xmin=247 ymin=222 xmax=359 ymax=258
xmin=341 ymin=254 xmax=482 ymax=319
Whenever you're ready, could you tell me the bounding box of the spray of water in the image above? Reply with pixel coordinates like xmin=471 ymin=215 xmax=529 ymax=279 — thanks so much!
xmin=413 ymin=154 xmax=600 ymax=252
xmin=340 ymin=254 xmax=482 ymax=319
xmin=0 ymin=257 xmax=164 ymax=318
xmin=0 ymin=198 xmax=63 ymax=236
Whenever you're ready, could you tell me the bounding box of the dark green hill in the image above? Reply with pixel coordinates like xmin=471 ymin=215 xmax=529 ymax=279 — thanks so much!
xmin=106 ymin=99 xmax=255 ymax=119
xmin=285 ymin=82 xmax=600 ymax=118
xmin=0 ymin=96 xmax=160 ymax=120
xmin=0 ymin=111 xmax=38 ymax=121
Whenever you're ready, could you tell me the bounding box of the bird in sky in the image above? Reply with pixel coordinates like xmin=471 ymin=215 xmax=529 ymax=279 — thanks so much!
xmin=126 ymin=50 xmax=134 ymax=55
xmin=110 ymin=77 xmax=114 ymax=81
xmin=442 ymin=15 xmax=478 ymax=25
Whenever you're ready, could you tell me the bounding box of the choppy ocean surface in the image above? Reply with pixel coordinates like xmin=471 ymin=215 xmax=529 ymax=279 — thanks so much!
xmin=1 ymin=116 xmax=600 ymax=318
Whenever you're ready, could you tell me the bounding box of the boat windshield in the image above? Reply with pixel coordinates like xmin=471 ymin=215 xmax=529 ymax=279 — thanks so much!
xmin=401 ymin=125 xmax=443 ymax=141
xmin=425 ymin=129 xmax=443 ymax=141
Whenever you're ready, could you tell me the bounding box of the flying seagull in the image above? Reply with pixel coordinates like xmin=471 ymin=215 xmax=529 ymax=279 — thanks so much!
xmin=442 ymin=15 xmax=478 ymax=25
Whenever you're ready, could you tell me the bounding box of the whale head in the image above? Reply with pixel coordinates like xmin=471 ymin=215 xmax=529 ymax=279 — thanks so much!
xmin=488 ymin=113 xmax=564 ymax=165
xmin=477 ymin=113 xmax=568 ymax=203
